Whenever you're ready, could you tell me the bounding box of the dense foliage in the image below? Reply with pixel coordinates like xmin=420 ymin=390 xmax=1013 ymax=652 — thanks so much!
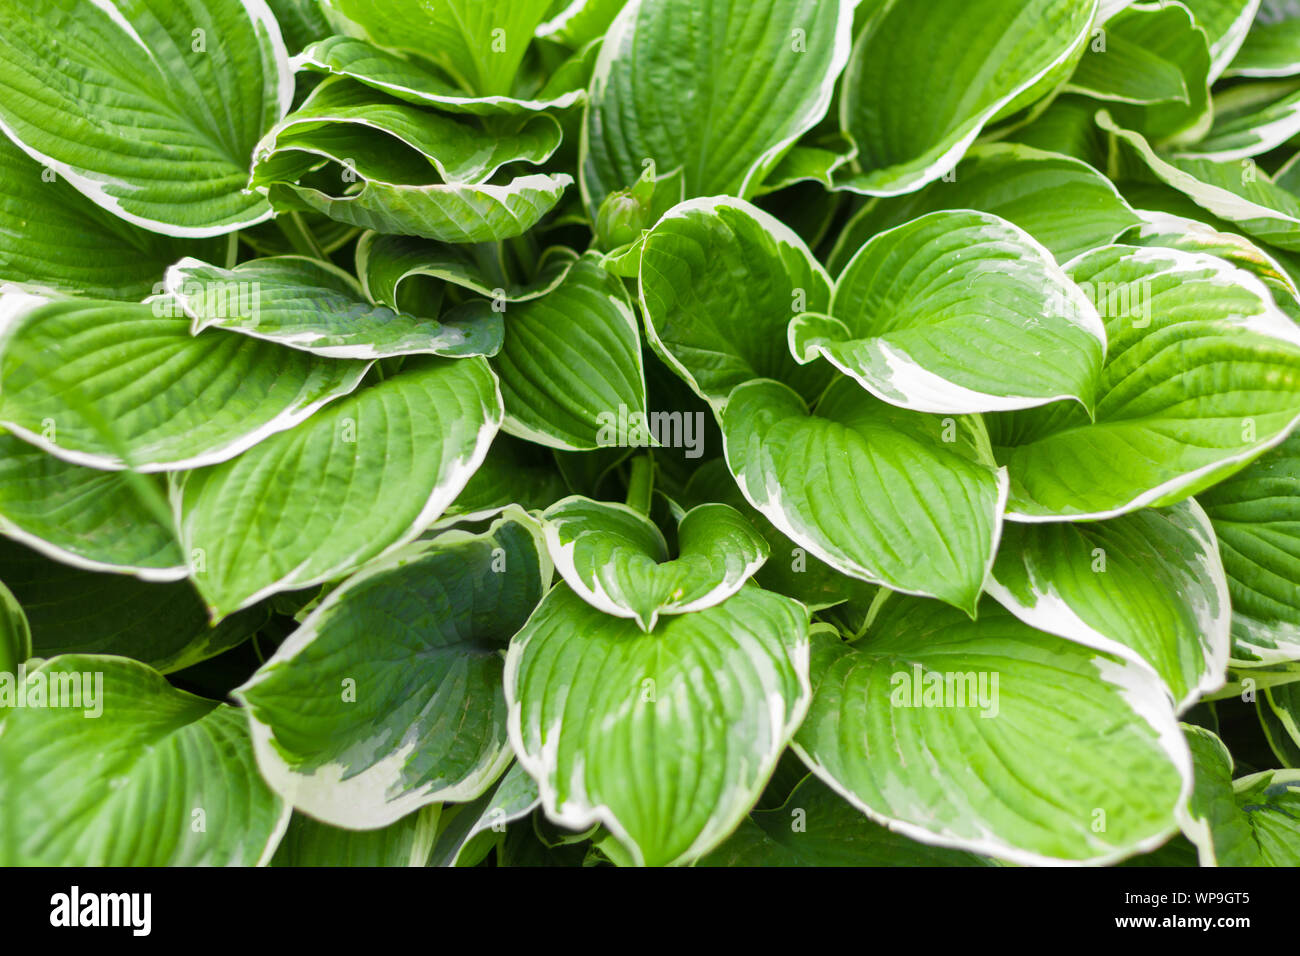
xmin=2 ymin=0 xmax=1300 ymax=867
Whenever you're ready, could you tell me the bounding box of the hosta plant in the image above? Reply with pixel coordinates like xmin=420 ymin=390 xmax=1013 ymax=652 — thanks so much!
xmin=5 ymin=0 xmax=1300 ymax=869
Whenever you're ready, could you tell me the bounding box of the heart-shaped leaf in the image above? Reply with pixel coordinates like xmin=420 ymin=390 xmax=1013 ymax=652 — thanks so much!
xmin=505 ymin=583 xmax=810 ymax=866
xmin=541 ymin=496 xmax=767 ymax=630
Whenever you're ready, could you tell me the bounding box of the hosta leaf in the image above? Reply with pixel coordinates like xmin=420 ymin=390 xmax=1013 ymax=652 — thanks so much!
xmin=293 ymin=37 xmax=584 ymax=116
xmin=541 ymin=496 xmax=767 ymax=630
xmin=1199 ymin=431 xmax=1300 ymax=666
xmin=721 ymin=378 xmax=1007 ymax=614
xmin=0 ymin=655 xmax=290 ymax=865
xmin=793 ymin=597 xmax=1191 ymax=865
xmin=1180 ymin=723 xmax=1300 ymax=864
xmin=0 ymin=0 xmax=291 ymax=236
xmin=1101 ymin=112 xmax=1300 ymax=251
xmin=0 ymin=538 xmax=267 ymax=674
xmin=638 ymin=197 xmax=833 ymax=409
xmin=1122 ymin=209 xmax=1300 ymax=318
xmin=1176 ymin=79 xmax=1300 ymax=160
xmin=699 ymin=774 xmax=992 ymax=867
xmin=0 ymin=433 xmax=184 ymax=579
xmin=793 ymin=210 xmax=1106 ymax=414
xmin=236 ymin=511 xmax=549 ymax=828
xmin=836 ymin=0 xmax=1095 ymax=195
xmin=0 ymin=293 xmax=369 ymax=472
xmin=357 ymin=234 xmax=577 ymax=313
xmin=268 ymin=173 xmax=573 ymax=244
xmin=988 ymin=500 xmax=1231 ymax=711
xmin=826 ymin=143 xmax=1139 ymax=273
xmin=326 ymin=0 xmax=551 ymax=97
xmin=1067 ymin=6 xmax=1194 ymax=105
xmin=428 ymin=762 xmax=540 ymax=867
xmin=180 ymin=356 xmax=502 ymax=616
xmin=1227 ymin=0 xmax=1300 ymax=77
xmin=537 ymin=0 xmax=628 ymax=48
xmin=165 ymin=256 xmax=502 ymax=359
xmin=0 ymin=579 xmax=29 ymax=675
xmin=580 ymin=0 xmax=855 ymax=210
xmin=505 ymin=583 xmax=810 ymax=867
xmin=1068 ymin=1 xmax=1212 ymax=142
xmin=995 ymin=243 xmax=1300 ymax=521
xmin=1182 ymin=0 xmax=1261 ymax=80
xmin=1262 ymin=683 xmax=1300 ymax=764
xmin=266 ymin=0 xmax=335 ymax=54
xmin=271 ymin=807 xmax=440 ymax=866
xmin=253 ymin=78 xmax=563 ymax=186
xmin=492 ymin=253 xmax=646 ymax=450
xmin=0 ymin=136 xmax=220 ymax=300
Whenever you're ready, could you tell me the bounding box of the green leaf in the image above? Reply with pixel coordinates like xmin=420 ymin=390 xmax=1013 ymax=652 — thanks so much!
xmin=0 ymin=0 xmax=291 ymax=236
xmin=0 ymin=538 xmax=267 ymax=674
xmin=995 ymin=243 xmax=1300 ymax=520
xmin=1122 ymin=208 xmax=1300 ymax=319
xmin=1176 ymin=79 xmax=1300 ymax=160
xmin=0 ymin=655 xmax=290 ymax=865
xmin=1101 ymin=112 xmax=1300 ymax=251
xmin=0 ymin=293 xmax=369 ymax=472
xmin=638 ymin=197 xmax=833 ymax=409
xmin=505 ymin=583 xmax=810 ymax=866
xmin=1199 ymin=431 xmax=1300 ymax=666
xmin=492 ymin=253 xmax=646 ymax=450
xmin=1261 ymin=683 xmax=1300 ymax=765
xmin=699 ymin=774 xmax=993 ymax=866
xmin=836 ymin=0 xmax=1095 ymax=195
xmin=1227 ymin=0 xmax=1300 ymax=77
xmin=541 ymin=497 xmax=767 ymax=630
xmin=180 ymin=356 xmax=503 ymax=616
xmin=793 ymin=597 xmax=1191 ymax=865
xmin=536 ymin=0 xmax=628 ymax=48
xmin=826 ymin=143 xmax=1139 ymax=272
xmin=1180 ymin=723 xmax=1300 ymax=864
xmin=253 ymin=78 xmax=563 ymax=186
xmin=580 ymin=0 xmax=855 ymax=210
xmin=165 ymin=256 xmax=502 ymax=359
xmin=267 ymin=172 xmax=573 ymax=244
xmin=326 ymin=0 xmax=552 ymax=97
xmin=271 ymin=806 xmax=440 ymax=866
xmin=793 ymin=210 xmax=1106 ymax=414
xmin=357 ymin=233 xmax=578 ymax=314
xmin=293 ymin=37 xmax=584 ymax=116
xmin=988 ymin=500 xmax=1231 ymax=711
xmin=1181 ymin=0 xmax=1261 ymax=81
xmin=0 ymin=578 xmax=30 ymax=675
xmin=428 ymin=762 xmax=540 ymax=867
xmin=0 ymin=136 xmax=221 ymax=300
xmin=236 ymin=511 xmax=549 ymax=828
xmin=0 ymin=433 xmax=184 ymax=579
xmin=721 ymin=378 xmax=1006 ymax=614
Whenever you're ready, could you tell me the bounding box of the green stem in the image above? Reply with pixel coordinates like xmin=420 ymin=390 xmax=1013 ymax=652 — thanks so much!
xmin=274 ymin=211 xmax=326 ymax=260
xmin=625 ymin=454 xmax=655 ymax=515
